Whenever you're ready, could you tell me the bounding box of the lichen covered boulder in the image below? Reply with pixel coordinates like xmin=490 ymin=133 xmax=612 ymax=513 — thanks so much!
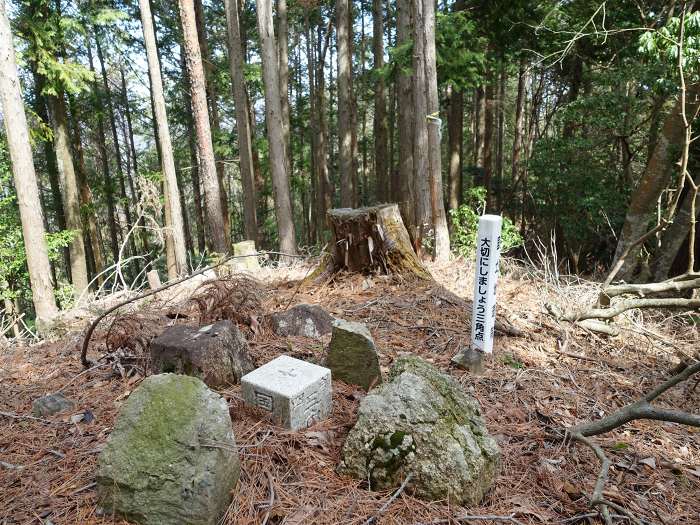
xmin=97 ymin=374 xmax=240 ymax=525
xmin=269 ymin=304 xmax=335 ymax=338
xmin=150 ymin=320 xmax=254 ymax=387
xmin=339 ymin=356 xmax=499 ymax=505
xmin=32 ymin=393 xmax=74 ymax=417
xmin=326 ymin=319 xmax=382 ymax=390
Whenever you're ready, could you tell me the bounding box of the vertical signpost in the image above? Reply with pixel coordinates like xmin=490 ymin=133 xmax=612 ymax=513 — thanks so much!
xmin=452 ymin=214 xmax=502 ymax=372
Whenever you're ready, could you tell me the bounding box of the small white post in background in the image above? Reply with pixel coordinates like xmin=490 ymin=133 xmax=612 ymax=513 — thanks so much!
xmin=452 ymin=214 xmax=502 ymax=372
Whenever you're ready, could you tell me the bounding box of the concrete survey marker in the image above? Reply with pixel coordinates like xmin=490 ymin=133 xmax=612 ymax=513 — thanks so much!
xmin=241 ymin=355 xmax=332 ymax=430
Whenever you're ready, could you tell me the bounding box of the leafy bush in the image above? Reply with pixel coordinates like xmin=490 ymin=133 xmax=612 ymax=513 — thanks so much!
xmin=449 ymin=187 xmax=523 ymax=258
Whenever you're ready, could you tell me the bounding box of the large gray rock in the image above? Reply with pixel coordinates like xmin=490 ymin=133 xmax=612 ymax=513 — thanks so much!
xmin=339 ymin=356 xmax=500 ymax=505
xmin=269 ymin=304 xmax=335 ymax=338
xmin=32 ymin=393 xmax=74 ymax=417
xmin=326 ymin=319 xmax=381 ymax=391
xmin=150 ymin=320 xmax=254 ymax=387
xmin=97 ymin=374 xmax=239 ymax=525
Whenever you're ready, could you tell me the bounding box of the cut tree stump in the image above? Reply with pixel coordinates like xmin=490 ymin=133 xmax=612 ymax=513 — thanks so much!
xmin=327 ymin=204 xmax=431 ymax=279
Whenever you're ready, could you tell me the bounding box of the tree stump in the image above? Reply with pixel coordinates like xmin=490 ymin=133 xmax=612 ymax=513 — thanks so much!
xmin=327 ymin=204 xmax=431 ymax=279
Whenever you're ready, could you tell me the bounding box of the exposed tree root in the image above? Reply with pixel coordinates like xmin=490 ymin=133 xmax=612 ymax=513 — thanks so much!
xmin=566 ymin=360 xmax=700 ymax=524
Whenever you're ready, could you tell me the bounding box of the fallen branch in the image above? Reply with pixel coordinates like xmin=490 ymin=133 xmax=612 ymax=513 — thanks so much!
xmin=564 ymin=297 xmax=700 ymax=322
xmin=566 ymin=360 xmax=700 ymax=524
xmin=601 ymin=276 xmax=700 ymax=301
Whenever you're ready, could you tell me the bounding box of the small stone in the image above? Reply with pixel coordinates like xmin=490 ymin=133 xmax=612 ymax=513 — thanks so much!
xmin=231 ymin=240 xmax=260 ymax=271
xmin=339 ymin=356 xmax=500 ymax=505
xmin=326 ymin=319 xmax=381 ymax=391
xmin=451 ymin=347 xmax=486 ymax=374
xmin=150 ymin=320 xmax=254 ymax=387
xmin=269 ymin=304 xmax=335 ymax=338
xmin=32 ymin=393 xmax=74 ymax=417
xmin=241 ymin=355 xmax=331 ymax=430
xmin=97 ymin=374 xmax=239 ymax=525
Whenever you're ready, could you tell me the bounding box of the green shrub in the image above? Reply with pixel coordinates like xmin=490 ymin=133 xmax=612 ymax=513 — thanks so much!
xmin=449 ymin=187 xmax=522 ymax=258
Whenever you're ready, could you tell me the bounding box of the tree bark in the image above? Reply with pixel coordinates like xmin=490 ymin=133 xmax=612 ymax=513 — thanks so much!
xmin=420 ymin=0 xmax=449 ymax=259
xmin=328 ymin=204 xmax=430 ymax=279
xmin=94 ymin=29 xmax=137 ymax=259
xmin=611 ymin=82 xmax=700 ymax=280
xmin=179 ymin=0 xmax=228 ymax=253
xmin=337 ymin=0 xmax=355 ymax=208
xmin=0 ymin=0 xmax=58 ymax=323
xmin=86 ymin=41 xmax=120 ymax=263
xmin=140 ymin=0 xmax=188 ymax=275
xmin=483 ymin=76 xmax=495 ymax=207
xmin=512 ymin=56 xmax=526 ymax=184
xmin=396 ymin=0 xmax=414 ymax=229
xmin=372 ymin=0 xmax=389 ymax=203
xmin=276 ymin=0 xmax=291 ymax=172
xmin=193 ymin=0 xmax=231 ymax=244
xmin=447 ymin=84 xmax=463 ymax=215
xmin=256 ymin=0 xmax=297 ymax=256
xmin=47 ymin=92 xmax=90 ymax=298
xmin=224 ymin=0 xmax=258 ymax=241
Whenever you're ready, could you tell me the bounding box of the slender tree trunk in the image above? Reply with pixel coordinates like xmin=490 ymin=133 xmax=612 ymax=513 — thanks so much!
xmin=474 ymin=86 xmax=486 ymax=168
xmin=224 ymin=0 xmax=258 ymax=241
xmin=47 ymin=93 xmax=90 ymax=298
xmin=256 ymin=0 xmax=297 ymax=256
xmin=87 ymin=41 xmax=120 ymax=262
xmin=483 ymin=77 xmax=495 ymax=207
xmin=447 ymin=84 xmax=463 ymax=215
xmin=512 ymin=56 xmax=526 ymax=184
xmin=420 ymin=0 xmax=449 ymax=259
xmin=0 ymin=0 xmax=58 ymax=323
xmin=68 ymin=95 xmax=104 ymax=282
xmin=396 ymin=0 xmax=415 ymax=230
xmin=140 ymin=0 xmax=188 ymax=274
xmin=411 ymin=0 xmax=431 ymax=250
xmin=94 ymin=30 xmax=138 ymax=260
xmin=277 ymin=0 xmax=291 ymax=170
xmin=179 ymin=0 xmax=228 ymax=253
xmin=372 ymin=0 xmax=389 ymax=203
xmin=120 ymin=67 xmax=151 ymax=254
xmin=496 ymin=65 xmax=505 ymax=209
xmin=193 ymin=0 xmax=231 ymax=244
xmin=336 ymin=0 xmax=355 ymax=207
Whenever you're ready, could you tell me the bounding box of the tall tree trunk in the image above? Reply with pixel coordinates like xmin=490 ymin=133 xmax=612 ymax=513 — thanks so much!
xmin=483 ymin=77 xmax=495 ymax=207
xmin=419 ymin=0 xmax=449 ymax=259
xmin=336 ymin=0 xmax=355 ymax=207
xmin=87 ymin=41 xmax=120 ymax=263
xmin=224 ymin=0 xmax=258 ymax=241
xmin=611 ymin=82 xmax=700 ymax=280
xmin=277 ymin=0 xmax=291 ymax=171
xmin=447 ymin=84 xmax=463 ymax=215
xmin=256 ymin=0 xmax=297 ymax=256
xmin=0 ymin=0 xmax=58 ymax=323
xmin=179 ymin=0 xmax=228 ymax=253
xmin=396 ymin=0 xmax=415 ymax=230
xmin=94 ymin=30 xmax=138 ymax=259
xmin=32 ymin=69 xmax=69 ymax=275
xmin=372 ymin=0 xmax=388 ymax=203
xmin=140 ymin=0 xmax=188 ymax=274
xmin=47 ymin=92 xmax=90 ymax=298
xmin=474 ymin=86 xmax=486 ymax=168
xmin=512 ymin=56 xmax=526 ymax=184
xmin=120 ymin=66 xmax=151 ymax=254
xmin=193 ymin=0 xmax=231 ymax=244
xmin=68 ymin=95 xmax=104 ymax=282
xmin=496 ymin=64 xmax=506 ymax=210
xmin=411 ymin=0 xmax=431 ymax=251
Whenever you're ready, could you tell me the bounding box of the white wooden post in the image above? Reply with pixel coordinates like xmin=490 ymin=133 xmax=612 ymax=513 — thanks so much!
xmin=471 ymin=214 xmax=502 ymax=354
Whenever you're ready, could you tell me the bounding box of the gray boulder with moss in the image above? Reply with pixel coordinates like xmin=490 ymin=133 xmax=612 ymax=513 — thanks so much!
xmin=326 ymin=319 xmax=382 ymax=390
xmin=339 ymin=356 xmax=499 ymax=505
xmin=97 ymin=374 xmax=240 ymax=525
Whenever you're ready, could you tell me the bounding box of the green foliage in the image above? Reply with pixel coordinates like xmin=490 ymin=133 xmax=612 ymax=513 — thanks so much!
xmin=449 ymin=187 xmax=523 ymax=258
xmin=639 ymin=11 xmax=700 ymax=82
xmin=436 ymin=11 xmax=486 ymax=90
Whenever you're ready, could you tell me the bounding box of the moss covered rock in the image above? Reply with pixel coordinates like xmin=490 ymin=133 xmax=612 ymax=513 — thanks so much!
xmin=326 ymin=319 xmax=382 ymax=391
xmin=97 ymin=374 xmax=240 ymax=525
xmin=339 ymin=356 xmax=499 ymax=505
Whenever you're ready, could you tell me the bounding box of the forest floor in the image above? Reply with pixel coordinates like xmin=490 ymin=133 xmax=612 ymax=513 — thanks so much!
xmin=0 ymin=256 xmax=699 ymax=525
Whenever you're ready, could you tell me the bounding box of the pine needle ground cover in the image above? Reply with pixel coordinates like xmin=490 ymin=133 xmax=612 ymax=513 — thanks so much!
xmin=1 ymin=259 xmax=698 ymax=524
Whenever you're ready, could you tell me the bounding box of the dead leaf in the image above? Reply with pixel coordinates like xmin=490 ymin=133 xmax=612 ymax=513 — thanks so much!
xmin=640 ymin=457 xmax=657 ymax=469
